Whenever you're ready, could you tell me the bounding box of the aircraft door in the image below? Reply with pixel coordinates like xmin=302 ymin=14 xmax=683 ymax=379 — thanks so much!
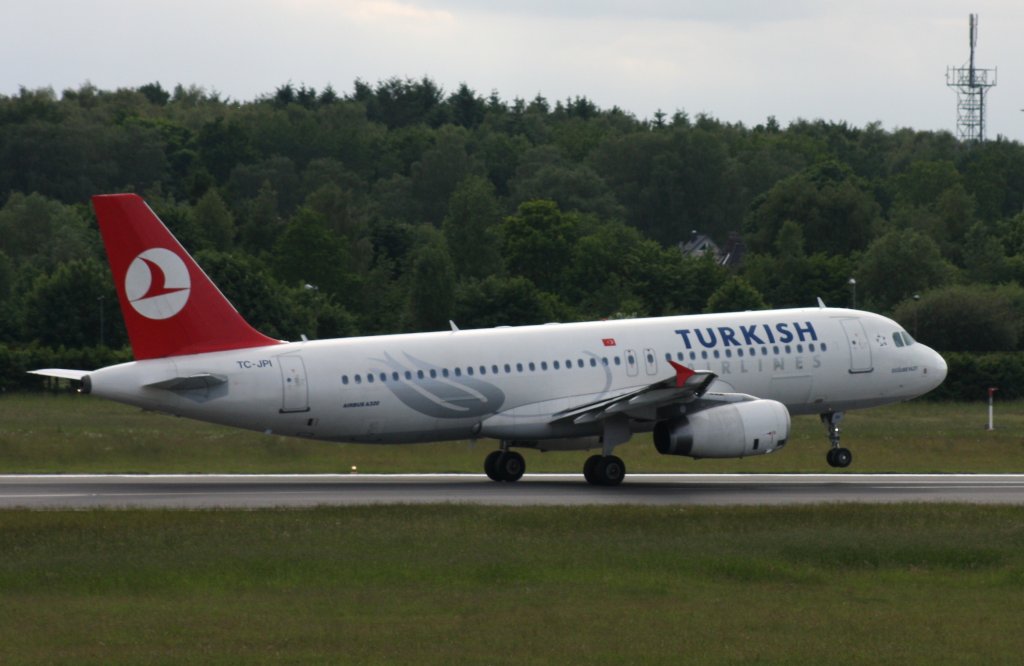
xmin=840 ymin=319 xmax=873 ymax=374
xmin=278 ymin=355 xmax=310 ymax=412
xmin=643 ymin=348 xmax=658 ymax=376
xmin=625 ymin=349 xmax=640 ymax=377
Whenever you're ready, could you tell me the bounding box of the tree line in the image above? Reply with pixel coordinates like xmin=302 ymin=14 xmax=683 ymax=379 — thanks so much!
xmin=2 ymin=78 xmax=1024 ymax=394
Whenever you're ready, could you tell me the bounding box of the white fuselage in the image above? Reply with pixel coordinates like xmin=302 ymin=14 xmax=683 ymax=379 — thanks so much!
xmin=84 ymin=307 xmax=947 ymax=448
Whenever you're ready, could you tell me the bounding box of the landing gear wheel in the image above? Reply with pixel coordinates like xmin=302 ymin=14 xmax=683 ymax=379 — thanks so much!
xmin=829 ymin=447 xmax=852 ymax=468
xmin=583 ymin=454 xmax=602 ymax=484
xmin=484 ymin=450 xmax=503 ymax=481
xmin=586 ymin=455 xmax=626 ymax=486
xmin=495 ymin=451 xmax=525 ymax=482
xmin=821 ymin=411 xmax=853 ymax=470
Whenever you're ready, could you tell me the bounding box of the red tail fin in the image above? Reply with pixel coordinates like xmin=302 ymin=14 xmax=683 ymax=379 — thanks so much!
xmin=92 ymin=193 xmax=282 ymax=360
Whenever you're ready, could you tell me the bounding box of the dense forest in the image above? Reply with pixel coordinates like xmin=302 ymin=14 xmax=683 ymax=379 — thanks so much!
xmin=2 ymin=78 xmax=1024 ymax=391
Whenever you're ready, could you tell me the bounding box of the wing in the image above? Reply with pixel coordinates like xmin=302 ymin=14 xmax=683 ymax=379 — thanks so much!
xmin=550 ymin=361 xmax=717 ymax=426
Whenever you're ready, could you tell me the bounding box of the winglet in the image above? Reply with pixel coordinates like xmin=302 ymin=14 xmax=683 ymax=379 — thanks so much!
xmin=668 ymin=360 xmax=696 ymax=388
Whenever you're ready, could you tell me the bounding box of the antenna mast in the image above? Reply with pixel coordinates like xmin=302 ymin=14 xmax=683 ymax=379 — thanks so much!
xmin=946 ymin=14 xmax=997 ymax=142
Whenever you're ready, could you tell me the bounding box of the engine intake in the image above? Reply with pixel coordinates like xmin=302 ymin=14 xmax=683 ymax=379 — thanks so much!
xmin=653 ymin=399 xmax=790 ymax=459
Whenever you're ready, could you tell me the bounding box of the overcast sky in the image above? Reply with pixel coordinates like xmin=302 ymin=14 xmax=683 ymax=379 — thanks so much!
xmin=5 ymin=1 xmax=1023 ymax=141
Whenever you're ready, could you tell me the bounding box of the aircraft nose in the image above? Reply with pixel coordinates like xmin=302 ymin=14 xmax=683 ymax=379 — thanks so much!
xmin=926 ymin=349 xmax=948 ymax=390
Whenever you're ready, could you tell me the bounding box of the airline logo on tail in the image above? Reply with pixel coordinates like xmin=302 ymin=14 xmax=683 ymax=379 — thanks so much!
xmin=125 ymin=248 xmax=191 ymax=320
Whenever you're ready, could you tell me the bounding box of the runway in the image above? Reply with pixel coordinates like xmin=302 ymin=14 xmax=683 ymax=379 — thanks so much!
xmin=2 ymin=474 xmax=1024 ymax=508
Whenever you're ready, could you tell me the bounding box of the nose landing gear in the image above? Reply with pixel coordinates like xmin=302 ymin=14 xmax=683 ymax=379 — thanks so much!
xmin=821 ymin=411 xmax=852 ymax=468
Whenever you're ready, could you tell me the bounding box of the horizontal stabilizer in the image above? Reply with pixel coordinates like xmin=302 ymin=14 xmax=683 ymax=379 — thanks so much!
xmin=28 ymin=369 xmax=90 ymax=381
xmin=145 ymin=373 xmax=227 ymax=391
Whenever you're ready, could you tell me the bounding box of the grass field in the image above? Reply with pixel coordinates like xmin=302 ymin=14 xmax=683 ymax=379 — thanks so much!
xmin=3 ymin=396 xmax=1024 ymax=663
xmin=1 ymin=504 xmax=1024 ymax=664
xmin=1 ymin=393 xmax=1022 ymax=473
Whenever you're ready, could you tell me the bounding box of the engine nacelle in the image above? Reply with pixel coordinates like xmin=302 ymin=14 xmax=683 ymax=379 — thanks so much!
xmin=653 ymin=399 xmax=791 ymax=459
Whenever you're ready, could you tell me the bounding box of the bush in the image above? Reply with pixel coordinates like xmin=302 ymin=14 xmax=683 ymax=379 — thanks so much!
xmin=927 ymin=352 xmax=1024 ymax=401
xmin=0 ymin=344 xmax=132 ymax=392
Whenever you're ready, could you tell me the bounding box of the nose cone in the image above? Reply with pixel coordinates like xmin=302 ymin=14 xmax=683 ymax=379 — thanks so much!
xmin=923 ymin=347 xmax=948 ymax=393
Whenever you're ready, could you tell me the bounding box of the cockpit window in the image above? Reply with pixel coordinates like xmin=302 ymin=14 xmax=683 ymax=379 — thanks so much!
xmin=893 ymin=331 xmax=915 ymax=347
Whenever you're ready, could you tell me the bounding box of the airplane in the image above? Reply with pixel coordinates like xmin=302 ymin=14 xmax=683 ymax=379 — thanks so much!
xmin=32 ymin=194 xmax=948 ymax=485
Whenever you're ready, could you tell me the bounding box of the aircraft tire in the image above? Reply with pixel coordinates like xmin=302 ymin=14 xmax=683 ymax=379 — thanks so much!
xmin=496 ymin=451 xmax=525 ymax=482
xmin=583 ymin=455 xmax=602 ymax=484
xmin=593 ymin=455 xmax=626 ymax=486
xmin=484 ymin=450 xmax=503 ymax=481
xmin=833 ymin=448 xmax=852 ymax=468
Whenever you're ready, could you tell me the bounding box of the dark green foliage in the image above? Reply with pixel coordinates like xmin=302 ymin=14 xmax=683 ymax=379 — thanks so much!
xmin=892 ymin=284 xmax=1024 ymax=352
xmin=744 ymin=161 xmax=880 ymax=256
xmin=858 ymin=229 xmax=952 ymax=311
xmin=704 ymin=276 xmax=768 ymax=313
xmin=2 ymin=78 xmax=1024 ymax=384
xmin=501 ymin=200 xmax=579 ymax=293
xmin=927 ymin=352 xmax=1024 ymax=401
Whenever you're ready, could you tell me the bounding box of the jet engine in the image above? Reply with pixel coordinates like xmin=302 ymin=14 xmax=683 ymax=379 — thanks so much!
xmin=653 ymin=399 xmax=790 ymax=459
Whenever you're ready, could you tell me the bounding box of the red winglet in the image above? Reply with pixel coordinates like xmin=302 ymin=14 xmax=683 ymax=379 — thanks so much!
xmin=668 ymin=360 xmax=696 ymax=388
xmin=92 ymin=194 xmax=282 ymax=360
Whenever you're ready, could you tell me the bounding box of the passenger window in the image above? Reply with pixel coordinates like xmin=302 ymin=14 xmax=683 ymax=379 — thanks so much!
xmin=821 ymin=343 xmax=828 ymax=351
xmin=429 ymin=369 xmax=437 ymax=379
xmin=528 ymin=362 xmax=536 ymax=371
xmin=404 ymin=371 xmax=412 ymax=380
xmin=355 ymin=375 xmax=362 ymax=384
xmin=601 ymin=357 xmax=609 ymax=366
xmin=442 ymin=368 xmax=450 ymax=378
xmin=590 ymin=358 xmax=597 ymax=367
xmin=646 ymin=353 xmax=654 ymax=364
xmin=553 ymin=361 xmax=560 ymax=370
xmin=342 ymin=375 xmax=349 ymax=385
xmin=467 ymin=366 xmax=474 ymax=376
xmin=516 ymin=363 xmax=524 ymax=372
xmin=541 ymin=361 xmax=548 ymax=371
xmin=455 ymin=367 xmax=462 ymax=377
xmin=416 ymin=370 xmax=424 ymax=379
xmin=367 ymin=374 xmax=374 ymax=384
xmin=796 ymin=344 xmax=803 ymax=353
xmin=392 ymin=372 xmax=399 ymax=381
xmin=492 ymin=365 xmax=499 ymax=374
xmin=614 ymin=356 xmax=622 ymax=366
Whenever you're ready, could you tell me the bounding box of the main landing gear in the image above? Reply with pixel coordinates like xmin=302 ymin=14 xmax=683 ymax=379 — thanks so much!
xmin=481 ymin=445 xmax=627 ymax=486
xmin=583 ymin=454 xmax=626 ymax=486
xmin=821 ymin=411 xmax=852 ymax=468
xmin=484 ymin=446 xmax=525 ymax=482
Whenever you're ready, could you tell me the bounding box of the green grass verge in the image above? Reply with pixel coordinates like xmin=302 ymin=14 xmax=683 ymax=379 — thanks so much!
xmin=1 ymin=504 xmax=1023 ymax=664
xmin=1 ymin=393 xmax=1023 ymax=473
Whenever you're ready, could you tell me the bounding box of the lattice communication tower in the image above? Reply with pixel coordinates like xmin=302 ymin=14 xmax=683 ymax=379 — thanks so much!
xmin=946 ymin=14 xmax=997 ymax=142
